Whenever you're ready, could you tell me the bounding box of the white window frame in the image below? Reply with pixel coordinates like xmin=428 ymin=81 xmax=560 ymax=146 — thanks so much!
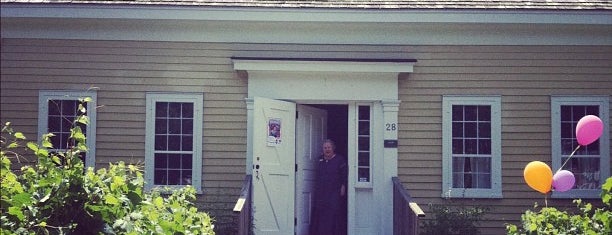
xmin=551 ymin=96 xmax=610 ymax=199
xmin=442 ymin=96 xmax=502 ymax=198
xmin=145 ymin=93 xmax=203 ymax=193
xmin=38 ymin=90 xmax=97 ymax=169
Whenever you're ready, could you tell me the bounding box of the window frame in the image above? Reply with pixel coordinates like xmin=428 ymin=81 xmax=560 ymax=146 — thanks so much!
xmin=38 ymin=90 xmax=97 ymax=169
xmin=551 ymin=96 xmax=610 ymax=199
xmin=442 ymin=95 xmax=502 ymax=198
xmin=145 ymin=92 xmax=203 ymax=193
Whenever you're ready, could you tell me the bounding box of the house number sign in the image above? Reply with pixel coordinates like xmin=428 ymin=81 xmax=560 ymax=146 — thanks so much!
xmin=385 ymin=122 xmax=398 ymax=148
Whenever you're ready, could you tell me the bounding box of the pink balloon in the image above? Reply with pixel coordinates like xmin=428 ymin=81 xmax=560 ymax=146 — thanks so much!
xmin=576 ymin=115 xmax=603 ymax=146
xmin=552 ymin=170 xmax=575 ymax=192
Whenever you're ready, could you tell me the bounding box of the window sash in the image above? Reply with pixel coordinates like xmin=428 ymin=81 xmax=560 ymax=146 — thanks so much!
xmin=145 ymin=93 xmax=203 ymax=193
xmin=38 ymin=90 xmax=97 ymax=169
xmin=551 ymin=96 xmax=610 ymax=198
xmin=442 ymin=96 xmax=502 ymax=198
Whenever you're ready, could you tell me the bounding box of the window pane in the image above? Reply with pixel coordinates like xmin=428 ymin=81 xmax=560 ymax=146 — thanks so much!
xmin=61 ymin=100 xmax=77 ymax=116
xmin=48 ymin=100 xmax=61 ymax=115
xmin=169 ymin=103 xmax=182 ymax=118
xmin=358 ymin=152 xmax=369 ymax=166
xmin=156 ymin=102 xmax=168 ymax=117
xmin=479 ymin=123 xmax=491 ymax=138
xmin=586 ymin=106 xmax=599 ymax=116
xmin=358 ymin=121 xmax=370 ymax=135
xmin=182 ymin=119 xmax=193 ymax=134
xmin=167 ymin=170 xmax=181 ymax=185
xmin=452 ymin=139 xmax=463 ymax=154
xmin=465 ymin=139 xmax=477 ymax=154
xmin=62 ymin=117 xmax=73 ymax=132
xmin=560 ymin=106 xmax=571 ymax=121
xmin=452 ymin=122 xmax=463 ymax=137
xmin=168 ymin=135 xmax=181 ymax=151
xmin=478 ymin=139 xmax=491 ymax=154
xmin=155 ymin=118 xmax=167 ymax=134
xmin=154 ymin=170 xmax=166 ymax=185
xmin=358 ymin=137 xmax=369 ymax=151
xmin=562 ymin=157 xmax=600 ymax=190
xmin=182 ymin=170 xmax=192 ymax=185
xmin=182 ymin=136 xmax=193 ymax=151
xmin=572 ymin=107 xmax=585 ymax=121
xmin=478 ymin=106 xmax=491 ymax=121
xmin=358 ymin=106 xmax=370 ymax=120
xmin=464 ymin=123 xmax=477 ymax=138
xmin=181 ymin=154 xmax=193 ymax=170
xmin=464 ymin=106 xmax=477 ymax=121
xmin=168 ymin=154 xmax=181 ymax=169
xmin=452 ymin=106 xmax=463 ymax=121
xmin=48 ymin=116 xmax=61 ymax=132
xmin=155 ymin=153 xmax=167 ymax=168
xmin=182 ymin=103 xmax=194 ymax=118
xmin=358 ymin=168 xmax=369 ymax=182
xmin=560 ymin=122 xmax=573 ymax=138
xmin=168 ymin=119 xmax=181 ymax=134
xmin=155 ymin=135 xmax=167 ymax=151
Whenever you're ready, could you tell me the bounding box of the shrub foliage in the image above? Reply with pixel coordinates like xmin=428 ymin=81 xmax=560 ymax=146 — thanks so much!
xmin=1 ymin=106 xmax=214 ymax=235
xmin=506 ymin=177 xmax=612 ymax=235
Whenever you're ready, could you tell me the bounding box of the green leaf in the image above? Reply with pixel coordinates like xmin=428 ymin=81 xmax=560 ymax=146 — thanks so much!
xmin=8 ymin=206 xmax=24 ymax=221
xmin=7 ymin=142 xmax=19 ymax=148
xmin=76 ymin=116 xmax=89 ymax=125
xmin=153 ymin=196 xmax=164 ymax=208
xmin=12 ymin=193 xmax=32 ymax=207
xmin=14 ymin=132 xmax=26 ymax=140
xmin=26 ymin=142 xmax=39 ymax=152
xmin=105 ymin=195 xmax=120 ymax=205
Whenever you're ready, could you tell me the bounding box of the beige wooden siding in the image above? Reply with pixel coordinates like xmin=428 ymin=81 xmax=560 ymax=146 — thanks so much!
xmin=0 ymin=38 xmax=248 ymax=231
xmin=398 ymin=45 xmax=612 ymax=234
xmin=2 ymin=39 xmax=611 ymax=234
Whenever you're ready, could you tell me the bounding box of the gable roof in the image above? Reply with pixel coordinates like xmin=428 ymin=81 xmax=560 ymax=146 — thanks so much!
xmin=1 ymin=0 xmax=611 ymax=10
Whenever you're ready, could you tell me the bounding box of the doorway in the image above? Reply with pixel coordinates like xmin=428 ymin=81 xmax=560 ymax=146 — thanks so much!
xmin=303 ymin=104 xmax=348 ymax=235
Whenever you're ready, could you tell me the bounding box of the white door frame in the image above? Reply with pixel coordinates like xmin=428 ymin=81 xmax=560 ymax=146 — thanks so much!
xmin=236 ymin=58 xmax=413 ymax=234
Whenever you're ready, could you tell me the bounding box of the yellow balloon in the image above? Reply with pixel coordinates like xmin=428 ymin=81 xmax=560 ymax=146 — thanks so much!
xmin=523 ymin=161 xmax=553 ymax=194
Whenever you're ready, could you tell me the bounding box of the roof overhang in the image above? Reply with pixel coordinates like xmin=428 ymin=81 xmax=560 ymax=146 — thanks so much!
xmin=2 ymin=4 xmax=611 ymax=45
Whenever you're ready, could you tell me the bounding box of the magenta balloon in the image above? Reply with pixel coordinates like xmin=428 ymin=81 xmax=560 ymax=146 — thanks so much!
xmin=576 ymin=115 xmax=604 ymax=146
xmin=552 ymin=170 xmax=575 ymax=192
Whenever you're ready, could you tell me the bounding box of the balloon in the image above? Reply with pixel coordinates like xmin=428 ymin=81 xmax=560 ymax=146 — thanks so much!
xmin=576 ymin=115 xmax=603 ymax=146
xmin=523 ymin=161 xmax=553 ymax=194
xmin=552 ymin=170 xmax=575 ymax=192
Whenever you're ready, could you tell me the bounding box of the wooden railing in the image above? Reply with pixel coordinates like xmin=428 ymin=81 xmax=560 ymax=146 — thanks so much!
xmin=233 ymin=175 xmax=252 ymax=235
xmin=393 ymin=177 xmax=425 ymax=235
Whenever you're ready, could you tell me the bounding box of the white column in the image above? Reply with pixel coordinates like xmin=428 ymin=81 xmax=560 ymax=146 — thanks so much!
xmin=381 ymin=99 xmax=400 ymax=234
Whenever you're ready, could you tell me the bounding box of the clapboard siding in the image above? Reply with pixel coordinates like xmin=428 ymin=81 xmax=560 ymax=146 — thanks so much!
xmin=2 ymin=38 xmax=611 ymax=234
xmin=398 ymin=45 xmax=612 ymax=233
xmin=0 ymin=38 xmax=249 ymax=230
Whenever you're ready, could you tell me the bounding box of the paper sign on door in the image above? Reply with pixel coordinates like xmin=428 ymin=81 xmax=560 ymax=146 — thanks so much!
xmin=267 ymin=118 xmax=282 ymax=146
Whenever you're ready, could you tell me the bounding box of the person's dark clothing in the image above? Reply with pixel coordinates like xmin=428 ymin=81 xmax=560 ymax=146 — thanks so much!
xmin=311 ymin=154 xmax=347 ymax=235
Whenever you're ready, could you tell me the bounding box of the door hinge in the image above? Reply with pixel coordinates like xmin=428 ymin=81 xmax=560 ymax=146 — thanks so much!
xmin=295 ymin=164 xmax=298 ymax=172
xmin=295 ymin=111 xmax=298 ymax=119
xmin=294 ymin=217 xmax=297 ymax=226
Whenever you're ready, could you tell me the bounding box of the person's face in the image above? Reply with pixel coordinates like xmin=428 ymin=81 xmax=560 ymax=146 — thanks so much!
xmin=323 ymin=142 xmax=334 ymax=156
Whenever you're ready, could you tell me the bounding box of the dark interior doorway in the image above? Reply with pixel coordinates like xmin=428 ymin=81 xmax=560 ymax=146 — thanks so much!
xmin=308 ymin=104 xmax=348 ymax=235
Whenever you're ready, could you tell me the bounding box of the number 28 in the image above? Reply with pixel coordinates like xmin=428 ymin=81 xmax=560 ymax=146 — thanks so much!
xmin=385 ymin=123 xmax=397 ymax=131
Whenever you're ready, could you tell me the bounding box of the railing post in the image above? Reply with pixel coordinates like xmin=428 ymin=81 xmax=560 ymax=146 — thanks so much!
xmin=393 ymin=177 xmax=425 ymax=235
xmin=234 ymin=175 xmax=252 ymax=235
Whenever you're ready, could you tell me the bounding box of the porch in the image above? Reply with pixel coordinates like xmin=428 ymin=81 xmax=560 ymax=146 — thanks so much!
xmin=233 ymin=175 xmax=425 ymax=235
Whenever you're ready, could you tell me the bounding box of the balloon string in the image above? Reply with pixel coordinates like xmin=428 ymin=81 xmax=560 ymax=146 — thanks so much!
xmin=557 ymin=145 xmax=581 ymax=173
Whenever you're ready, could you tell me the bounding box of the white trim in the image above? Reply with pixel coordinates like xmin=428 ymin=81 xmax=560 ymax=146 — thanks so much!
xmin=233 ymin=59 xmax=414 ymax=73
xmin=2 ymin=5 xmax=610 ymax=25
xmin=144 ymin=92 xmax=203 ymax=193
xmin=442 ymin=95 xmax=503 ymax=199
xmin=550 ymin=96 xmax=610 ymax=199
xmin=38 ymin=90 xmax=97 ymax=169
xmin=2 ymin=5 xmax=610 ymax=45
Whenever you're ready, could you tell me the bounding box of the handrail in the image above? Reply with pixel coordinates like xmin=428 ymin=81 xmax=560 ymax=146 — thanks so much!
xmin=392 ymin=177 xmax=425 ymax=235
xmin=234 ymin=174 xmax=252 ymax=235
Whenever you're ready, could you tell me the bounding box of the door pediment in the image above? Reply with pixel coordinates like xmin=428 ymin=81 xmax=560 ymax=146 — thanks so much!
xmin=232 ymin=57 xmax=415 ymax=101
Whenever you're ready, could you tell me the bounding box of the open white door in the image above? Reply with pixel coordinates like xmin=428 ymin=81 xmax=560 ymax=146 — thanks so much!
xmin=295 ymin=105 xmax=328 ymax=235
xmin=252 ymin=97 xmax=296 ymax=235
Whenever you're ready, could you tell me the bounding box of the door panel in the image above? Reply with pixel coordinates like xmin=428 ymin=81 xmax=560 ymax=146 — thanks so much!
xmin=295 ymin=105 xmax=328 ymax=235
xmin=252 ymin=97 xmax=296 ymax=235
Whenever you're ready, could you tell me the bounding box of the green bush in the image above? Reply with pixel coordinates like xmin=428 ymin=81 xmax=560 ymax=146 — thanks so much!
xmin=421 ymin=202 xmax=489 ymax=235
xmin=506 ymin=177 xmax=612 ymax=235
xmin=1 ymin=115 xmax=214 ymax=234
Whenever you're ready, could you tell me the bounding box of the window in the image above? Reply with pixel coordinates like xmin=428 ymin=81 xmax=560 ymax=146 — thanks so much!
xmin=357 ymin=105 xmax=371 ymax=184
xmin=551 ymin=96 xmax=609 ymax=198
xmin=145 ymin=93 xmax=203 ymax=192
xmin=442 ymin=96 xmax=502 ymax=198
xmin=38 ymin=90 xmax=97 ymax=168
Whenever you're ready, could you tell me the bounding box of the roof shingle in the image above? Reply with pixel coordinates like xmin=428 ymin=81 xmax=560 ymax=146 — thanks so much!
xmin=1 ymin=0 xmax=611 ymax=10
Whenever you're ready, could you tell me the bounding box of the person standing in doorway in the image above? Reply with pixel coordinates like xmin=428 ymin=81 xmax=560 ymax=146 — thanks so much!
xmin=311 ymin=139 xmax=347 ymax=235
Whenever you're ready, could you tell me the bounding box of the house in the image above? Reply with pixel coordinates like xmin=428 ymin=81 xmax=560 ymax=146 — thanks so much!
xmin=1 ymin=1 xmax=611 ymax=234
